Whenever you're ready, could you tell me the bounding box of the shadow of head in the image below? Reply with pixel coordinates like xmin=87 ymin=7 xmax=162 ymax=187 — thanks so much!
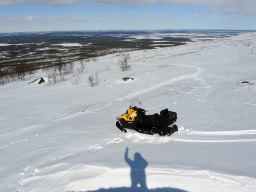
xmin=134 ymin=152 xmax=140 ymax=159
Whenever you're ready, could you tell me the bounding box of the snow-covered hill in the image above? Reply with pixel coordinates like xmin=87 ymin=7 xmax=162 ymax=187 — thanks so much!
xmin=1 ymin=32 xmax=256 ymax=192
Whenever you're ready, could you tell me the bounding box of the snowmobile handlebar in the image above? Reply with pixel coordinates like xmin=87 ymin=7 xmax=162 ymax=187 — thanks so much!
xmin=130 ymin=106 xmax=147 ymax=113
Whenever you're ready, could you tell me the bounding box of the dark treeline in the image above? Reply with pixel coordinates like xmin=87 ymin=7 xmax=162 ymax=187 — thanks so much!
xmin=0 ymin=31 xmax=191 ymax=84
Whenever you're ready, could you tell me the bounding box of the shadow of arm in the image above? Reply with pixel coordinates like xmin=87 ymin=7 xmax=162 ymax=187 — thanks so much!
xmin=125 ymin=147 xmax=133 ymax=166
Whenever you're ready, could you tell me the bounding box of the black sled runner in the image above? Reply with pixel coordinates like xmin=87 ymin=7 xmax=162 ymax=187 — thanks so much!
xmin=116 ymin=99 xmax=178 ymax=136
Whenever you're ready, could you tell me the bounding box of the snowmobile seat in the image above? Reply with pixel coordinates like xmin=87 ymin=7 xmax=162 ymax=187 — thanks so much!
xmin=140 ymin=114 xmax=159 ymax=127
xmin=160 ymin=109 xmax=177 ymax=123
xmin=160 ymin=108 xmax=169 ymax=116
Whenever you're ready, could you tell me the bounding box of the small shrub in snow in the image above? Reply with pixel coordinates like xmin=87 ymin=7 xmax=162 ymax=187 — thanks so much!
xmin=14 ymin=62 xmax=35 ymax=81
xmin=88 ymin=71 xmax=100 ymax=87
xmin=92 ymin=57 xmax=98 ymax=62
xmin=68 ymin=62 xmax=75 ymax=72
xmin=71 ymin=73 xmax=81 ymax=85
xmin=47 ymin=68 xmax=59 ymax=85
xmin=0 ymin=76 xmax=5 ymax=85
xmin=118 ymin=51 xmax=131 ymax=71
xmin=56 ymin=57 xmax=64 ymax=75
xmin=80 ymin=60 xmax=86 ymax=74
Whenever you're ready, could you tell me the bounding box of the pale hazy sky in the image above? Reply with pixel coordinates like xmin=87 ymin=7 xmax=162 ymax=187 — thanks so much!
xmin=0 ymin=0 xmax=255 ymax=32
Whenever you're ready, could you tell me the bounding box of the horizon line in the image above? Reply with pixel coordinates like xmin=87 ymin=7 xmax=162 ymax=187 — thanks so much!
xmin=0 ymin=29 xmax=255 ymax=34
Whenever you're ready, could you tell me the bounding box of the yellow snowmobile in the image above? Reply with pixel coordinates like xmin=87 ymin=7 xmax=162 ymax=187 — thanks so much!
xmin=116 ymin=99 xmax=178 ymax=136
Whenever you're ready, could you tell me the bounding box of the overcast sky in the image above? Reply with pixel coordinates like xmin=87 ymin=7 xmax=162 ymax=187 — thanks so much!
xmin=0 ymin=0 xmax=255 ymax=33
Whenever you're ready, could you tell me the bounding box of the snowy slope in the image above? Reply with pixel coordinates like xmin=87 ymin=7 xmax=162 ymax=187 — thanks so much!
xmin=1 ymin=32 xmax=256 ymax=192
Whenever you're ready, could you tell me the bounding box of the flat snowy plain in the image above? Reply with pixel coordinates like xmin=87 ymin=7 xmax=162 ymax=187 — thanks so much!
xmin=1 ymin=32 xmax=256 ymax=192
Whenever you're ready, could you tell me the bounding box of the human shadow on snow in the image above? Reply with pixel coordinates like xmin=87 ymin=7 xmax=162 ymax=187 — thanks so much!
xmin=86 ymin=148 xmax=188 ymax=192
xmin=87 ymin=187 xmax=188 ymax=192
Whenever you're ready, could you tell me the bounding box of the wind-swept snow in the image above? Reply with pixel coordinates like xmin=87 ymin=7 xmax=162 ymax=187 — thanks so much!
xmin=52 ymin=43 xmax=82 ymax=47
xmin=0 ymin=43 xmax=12 ymax=46
xmin=1 ymin=32 xmax=256 ymax=192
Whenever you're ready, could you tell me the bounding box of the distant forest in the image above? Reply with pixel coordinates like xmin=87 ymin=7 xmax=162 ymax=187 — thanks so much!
xmin=0 ymin=31 xmax=191 ymax=84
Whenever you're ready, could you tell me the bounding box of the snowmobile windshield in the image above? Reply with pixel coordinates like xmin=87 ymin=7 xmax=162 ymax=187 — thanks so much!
xmin=130 ymin=98 xmax=142 ymax=108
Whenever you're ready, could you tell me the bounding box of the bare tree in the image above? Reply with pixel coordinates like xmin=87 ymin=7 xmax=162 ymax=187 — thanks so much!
xmin=80 ymin=60 xmax=86 ymax=74
xmin=56 ymin=57 xmax=64 ymax=75
xmin=0 ymin=73 xmax=4 ymax=85
xmin=0 ymin=69 xmax=5 ymax=84
xmin=14 ymin=62 xmax=34 ymax=81
xmin=71 ymin=73 xmax=81 ymax=85
xmin=92 ymin=57 xmax=97 ymax=62
xmin=88 ymin=71 xmax=100 ymax=87
xmin=118 ymin=51 xmax=131 ymax=71
xmin=47 ymin=67 xmax=58 ymax=85
xmin=68 ymin=62 xmax=75 ymax=72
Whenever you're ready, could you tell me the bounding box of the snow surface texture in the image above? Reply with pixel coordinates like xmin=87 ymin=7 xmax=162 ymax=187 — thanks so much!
xmin=1 ymin=32 xmax=256 ymax=192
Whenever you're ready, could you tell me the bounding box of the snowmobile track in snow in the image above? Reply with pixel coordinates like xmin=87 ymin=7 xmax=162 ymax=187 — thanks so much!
xmin=123 ymin=129 xmax=256 ymax=144
xmin=172 ymin=129 xmax=256 ymax=143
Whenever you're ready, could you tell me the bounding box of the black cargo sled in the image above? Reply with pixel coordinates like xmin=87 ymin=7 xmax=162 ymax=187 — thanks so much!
xmin=116 ymin=99 xmax=178 ymax=136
